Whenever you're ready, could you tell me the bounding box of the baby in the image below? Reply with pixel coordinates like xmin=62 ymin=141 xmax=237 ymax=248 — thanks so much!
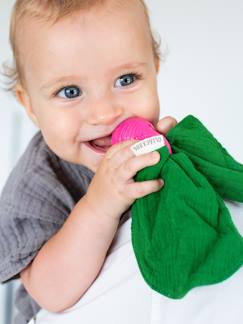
xmin=0 ymin=0 xmax=177 ymax=323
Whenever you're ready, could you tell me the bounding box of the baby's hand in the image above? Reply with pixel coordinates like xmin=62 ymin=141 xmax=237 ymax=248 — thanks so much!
xmin=84 ymin=141 xmax=163 ymax=221
xmin=156 ymin=116 xmax=177 ymax=135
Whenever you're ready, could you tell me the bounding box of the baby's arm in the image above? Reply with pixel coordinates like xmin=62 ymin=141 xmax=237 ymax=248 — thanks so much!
xmin=20 ymin=189 xmax=121 ymax=313
xmin=20 ymin=116 xmax=176 ymax=313
xmin=20 ymin=140 xmax=162 ymax=313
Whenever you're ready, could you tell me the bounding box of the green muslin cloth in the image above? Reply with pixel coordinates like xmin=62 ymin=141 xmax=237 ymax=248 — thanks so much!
xmin=131 ymin=115 xmax=243 ymax=299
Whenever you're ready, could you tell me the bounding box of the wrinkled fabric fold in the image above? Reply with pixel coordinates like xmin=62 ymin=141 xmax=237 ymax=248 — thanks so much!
xmin=167 ymin=115 xmax=243 ymax=202
xmin=131 ymin=115 xmax=243 ymax=298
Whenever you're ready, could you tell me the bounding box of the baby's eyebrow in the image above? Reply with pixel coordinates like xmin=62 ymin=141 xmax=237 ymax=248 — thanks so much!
xmin=108 ymin=61 xmax=147 ymax=74
xmin=40 ymin=76 xmax=81 ymax=91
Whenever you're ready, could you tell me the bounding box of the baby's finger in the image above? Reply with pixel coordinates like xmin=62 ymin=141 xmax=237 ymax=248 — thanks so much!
xmin=119 ymin=151 xmax=161 ymax=180
xmin=126 ymin=179 xmax=164 ymax=199
xmin=156 ymin=116 xmax=177 ymax=135
xmin=105 ymin=140 xmax=137 ymax=160
xmin=109 ymin=140 xmax=146 ymax=168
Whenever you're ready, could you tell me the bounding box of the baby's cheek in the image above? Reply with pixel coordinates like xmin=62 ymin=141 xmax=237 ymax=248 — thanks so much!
xmin=136 ymin=91 xmax=160 ymax=123
xmin=54 ymin=111 xmax=80 ymax=136
xmin=40 ymin=113 xmax=76 ymax=149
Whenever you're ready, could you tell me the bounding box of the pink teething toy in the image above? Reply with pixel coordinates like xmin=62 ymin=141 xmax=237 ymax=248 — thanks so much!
xmin=111 ymin=117 xmax=172 ymax=153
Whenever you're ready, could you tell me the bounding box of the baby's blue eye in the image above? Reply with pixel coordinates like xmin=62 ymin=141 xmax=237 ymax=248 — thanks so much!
xmin=57 ymin=86 xmax=81 ymax=99
xmin=115 ymin=74 xmax=137 ymax=88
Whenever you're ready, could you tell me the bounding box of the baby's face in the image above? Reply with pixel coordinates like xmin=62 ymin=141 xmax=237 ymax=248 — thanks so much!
xmin=18 ymin=0 xmax=160 ymax=172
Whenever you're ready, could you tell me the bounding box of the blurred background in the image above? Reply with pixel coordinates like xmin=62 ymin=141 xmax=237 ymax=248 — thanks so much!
xmin=0 ymin=0 xmax=243 ymax=323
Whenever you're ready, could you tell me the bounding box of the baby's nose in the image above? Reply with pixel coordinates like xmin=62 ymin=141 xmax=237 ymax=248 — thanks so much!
xmin=87 ymin=97 xmax=123 ymax=126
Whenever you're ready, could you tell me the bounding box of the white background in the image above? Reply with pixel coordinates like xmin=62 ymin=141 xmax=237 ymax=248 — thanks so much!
xmin=0 ymin=0 xmax=243 ymax=323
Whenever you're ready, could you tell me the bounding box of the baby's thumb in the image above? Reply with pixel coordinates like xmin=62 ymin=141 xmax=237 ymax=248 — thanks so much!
xmin=156 ymin=116 xmax=177 ymax=135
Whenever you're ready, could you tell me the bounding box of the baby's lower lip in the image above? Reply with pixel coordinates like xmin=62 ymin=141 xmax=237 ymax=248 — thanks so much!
xmin=84 ymin=141 xmax=111 ymax=154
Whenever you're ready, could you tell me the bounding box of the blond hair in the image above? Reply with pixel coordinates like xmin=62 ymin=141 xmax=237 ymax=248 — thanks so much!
xmin=3 ymin=0 xmax=162 ymax=94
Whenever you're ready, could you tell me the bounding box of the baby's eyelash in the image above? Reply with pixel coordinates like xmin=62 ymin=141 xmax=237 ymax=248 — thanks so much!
xmin=125 ymin=72 xmax=143 ymax=80
xmin=53 ymin=84 xmax=79 ymax=97
xmin=52 ymin=72 xmax=143 ymax=97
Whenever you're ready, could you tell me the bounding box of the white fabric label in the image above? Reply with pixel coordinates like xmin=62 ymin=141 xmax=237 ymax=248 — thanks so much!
xmin=131 ymin=135 xmax=165 ymax=156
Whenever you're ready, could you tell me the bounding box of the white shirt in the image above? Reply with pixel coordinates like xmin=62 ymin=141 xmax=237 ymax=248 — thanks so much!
xmin=30 ymin=201 xmax=243 ymax=324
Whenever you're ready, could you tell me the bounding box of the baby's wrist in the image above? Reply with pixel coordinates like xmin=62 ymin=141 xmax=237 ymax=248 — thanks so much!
xmin=82 ymin=194 xmax=121 ymax=225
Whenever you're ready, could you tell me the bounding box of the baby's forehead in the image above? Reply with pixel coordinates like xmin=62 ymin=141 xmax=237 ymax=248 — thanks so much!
xmin=17 ymin=0 xmax=150 ymax=55
xmin=18 ymin=0 xmax=148 ymax=33
xmin=12 ymin=0 xmax=159 ymax=88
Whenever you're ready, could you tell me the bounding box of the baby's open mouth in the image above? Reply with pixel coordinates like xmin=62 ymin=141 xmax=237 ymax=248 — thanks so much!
xmin=86 ymin=136 xmax=112 ymax=154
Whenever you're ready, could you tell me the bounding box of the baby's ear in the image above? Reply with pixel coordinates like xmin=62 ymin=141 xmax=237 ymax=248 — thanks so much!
xmin=15 ymin=83 xmax=39 ymax=127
